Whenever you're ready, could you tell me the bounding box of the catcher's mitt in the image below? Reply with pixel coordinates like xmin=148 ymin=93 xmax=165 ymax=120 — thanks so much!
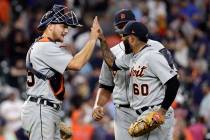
xmin=59 ymin=122 xmax=72 ymax=140
xmin=128 ymin=111 xmax=164 ymax=137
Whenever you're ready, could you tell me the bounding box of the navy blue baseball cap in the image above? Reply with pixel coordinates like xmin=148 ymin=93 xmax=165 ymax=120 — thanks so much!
xmin=113 ymin=9 xmax=136 ymax=26
xmin=119 ymin=21 xmax=149 ymax=42
xmin=37 ymin=4 xmax=82 ymax=31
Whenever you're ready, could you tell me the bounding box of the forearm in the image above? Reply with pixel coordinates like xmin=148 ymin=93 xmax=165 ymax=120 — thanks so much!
xmin=100 ymin=38 xmax=116 ymax=68
xmin=68 ymin=39 xmax=96 ymax=70
xmin=94 ymin=88 xmax=112 ymax=107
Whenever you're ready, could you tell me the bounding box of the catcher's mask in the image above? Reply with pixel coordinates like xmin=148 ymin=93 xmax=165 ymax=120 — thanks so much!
xmin=37 ymin=4 xmax=82 ymax=31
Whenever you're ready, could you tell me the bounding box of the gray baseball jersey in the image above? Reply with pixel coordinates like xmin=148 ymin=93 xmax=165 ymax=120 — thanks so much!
xmin=21 ymin=38 xmax=72 ymax=140
xmin=114 ymin=39 xmax=176 ymax=140
xmin=99 ymin=41 xmax=130 ymax=105
xmin=99 ymin=41 xmax=140 ymax=140
xmin=115 ymin=39 xmax=177 ymax=110
xmin=25 ymin=40 xmax=72 ymax=104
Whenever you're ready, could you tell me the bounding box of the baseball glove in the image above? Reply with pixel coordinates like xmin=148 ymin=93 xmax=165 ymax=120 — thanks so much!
xmin=59 ymin=122 xmax=72 ymax=140
xmin=128 ymin=111 xmax=164 ymax=137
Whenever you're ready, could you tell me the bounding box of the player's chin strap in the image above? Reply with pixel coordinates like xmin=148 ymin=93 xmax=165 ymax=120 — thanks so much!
xmin=26 ymin=48 xmax=52 ymax=80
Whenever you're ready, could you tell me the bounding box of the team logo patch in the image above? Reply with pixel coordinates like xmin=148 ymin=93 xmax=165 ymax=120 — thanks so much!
xmin=130 ymin=65 xmax=147 ymax=77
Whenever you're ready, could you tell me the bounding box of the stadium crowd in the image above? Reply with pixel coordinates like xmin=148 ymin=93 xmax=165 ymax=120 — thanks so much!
xmin=0 ymin=0 xmax=210 ymax=140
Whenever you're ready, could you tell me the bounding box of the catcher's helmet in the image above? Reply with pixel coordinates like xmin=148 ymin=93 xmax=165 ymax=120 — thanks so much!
xmin=119 ymin=21 xmax=149 ymax=43
xmin=37 ymin=4 xmax=82 ymax=31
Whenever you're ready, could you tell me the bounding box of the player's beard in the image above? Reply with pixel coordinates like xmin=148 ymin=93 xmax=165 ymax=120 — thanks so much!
xmin=123 ymin=39 xmax=132 ymax=54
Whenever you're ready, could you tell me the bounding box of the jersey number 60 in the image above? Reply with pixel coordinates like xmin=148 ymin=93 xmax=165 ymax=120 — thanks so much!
xmin=133 ymin=83 xmax=149 ymax=96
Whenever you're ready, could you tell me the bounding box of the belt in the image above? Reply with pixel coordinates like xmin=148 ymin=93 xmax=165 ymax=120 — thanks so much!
xmin=28 ymin=96 xmax=60 ymax=110
xmin=136 ymin=103 xmax=161 ymax=115
xmin=114 ymin=103 xmax=130 ymax=108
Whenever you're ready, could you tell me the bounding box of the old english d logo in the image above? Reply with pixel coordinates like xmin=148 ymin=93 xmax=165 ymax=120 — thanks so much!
xmin=120 ymin=13 xmax=126 ymax=19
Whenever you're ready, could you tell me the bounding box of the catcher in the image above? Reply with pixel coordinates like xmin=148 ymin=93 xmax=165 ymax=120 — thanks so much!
xmin=98 ymin=21 xmax=180 ymax=139
xmin=21 ymin=4 xmax=100 ymax=140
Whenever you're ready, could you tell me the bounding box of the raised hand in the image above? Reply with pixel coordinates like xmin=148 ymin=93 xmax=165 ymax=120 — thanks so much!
xmin=90 ymin=16 xmax=101 ymax=40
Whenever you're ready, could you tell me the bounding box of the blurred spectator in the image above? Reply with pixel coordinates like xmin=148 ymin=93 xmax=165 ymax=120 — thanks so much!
xmin=71 ymin=104 xmax=94 ymax=140
xmin=147 ymin=0 xmax=167 ymax=36
xmin=7 ymin=59 xmax=26 ymax=92
xmin=7 ymin=28 xmax=29 ymax=61
xmin=0 ymin=0 xmax=10 ymax=24
xmin=0 ymin=116 xmax=6 ymax=140
xmin=188 ymin=116 xmax=207 ymax=140
xmin=190 ymin=59 xmax=209 ymax=105
xmin=174 ymin=38 xmax=189 ymax=68
xmin=92 ymin=116 xmax=114 ymax=140
xmin=0 ymin=86 xmax=28 ymax=140
xmin=199 ymin=80 xmax=210 ymax=129
xmin=173 ymin=119 xmax=193 ymax=140
xmin=72 ymin=75 xmax=91 ymax=100
xmin=179 ymin=0 xmax=202 ymax=27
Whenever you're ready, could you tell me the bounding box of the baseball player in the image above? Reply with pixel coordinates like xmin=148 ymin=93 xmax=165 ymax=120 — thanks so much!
xmin=99 ymin=21 xmax=180 ymax=139
xmin=21 ymin=5 xmax=100 ymax=140
xmin=92 ymin=9 xmax=140 ymax=140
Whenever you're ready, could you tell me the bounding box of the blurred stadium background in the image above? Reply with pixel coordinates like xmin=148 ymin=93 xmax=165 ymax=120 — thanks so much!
xmin=0 ymin=0 xmax=210 ymax=140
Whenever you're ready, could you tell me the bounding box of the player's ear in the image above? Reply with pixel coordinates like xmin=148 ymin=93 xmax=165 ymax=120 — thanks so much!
xmin=130 ymin=35 xmax=136 ymax=44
